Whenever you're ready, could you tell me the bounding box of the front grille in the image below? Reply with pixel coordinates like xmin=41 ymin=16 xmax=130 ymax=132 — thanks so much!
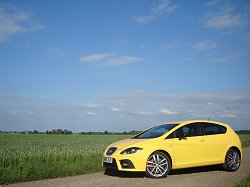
xmin=103 ymin=158 xmax=118 ymax=169
xmin=106 ymin=147 xmax=117 ymax=155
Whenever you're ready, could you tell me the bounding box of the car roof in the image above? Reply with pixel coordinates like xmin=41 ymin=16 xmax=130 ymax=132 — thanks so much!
xmin=166 ymin=120 xmax=227 ymax=126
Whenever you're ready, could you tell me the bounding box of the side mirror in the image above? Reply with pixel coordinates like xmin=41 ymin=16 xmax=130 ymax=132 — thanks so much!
xmin=178 ymin=135 xmax=187 ymax=140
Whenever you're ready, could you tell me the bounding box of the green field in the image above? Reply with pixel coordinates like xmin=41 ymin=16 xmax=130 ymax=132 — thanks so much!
xmin=236 ymin=134 xmax=250 ymax=187
xmin=236 ymin=174 xmax=250 ymax=187
xmin=0 ymin=133 xmax=131 ymax=184
xmin=0 ymin=133 xmax=250 ymax=185
xmin=239 ymin=134 xmax=250 ymax=148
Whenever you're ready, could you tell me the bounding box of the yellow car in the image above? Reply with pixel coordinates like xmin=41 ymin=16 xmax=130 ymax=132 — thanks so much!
xmin=103 ymin=120 xmax=242 ymax=178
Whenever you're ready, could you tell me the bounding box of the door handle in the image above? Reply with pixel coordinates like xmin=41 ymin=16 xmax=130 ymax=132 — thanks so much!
xmin=200 ymin=139 xmax=205 ymax=142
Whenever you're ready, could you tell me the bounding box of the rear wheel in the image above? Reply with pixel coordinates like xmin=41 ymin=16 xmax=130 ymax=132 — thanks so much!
xmin=223 ymin=149 xmax=241 ymax=171
xmin=145 ymin=151 xmax=171 ymax=178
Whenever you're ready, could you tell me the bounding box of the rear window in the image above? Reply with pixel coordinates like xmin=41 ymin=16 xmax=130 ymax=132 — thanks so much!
xmin=202 ymin=123 xmax=227 ymax=135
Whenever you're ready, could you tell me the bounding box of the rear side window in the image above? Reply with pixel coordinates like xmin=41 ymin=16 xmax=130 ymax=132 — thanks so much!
xmin=202 ymin=123 xmax=227 ymax=135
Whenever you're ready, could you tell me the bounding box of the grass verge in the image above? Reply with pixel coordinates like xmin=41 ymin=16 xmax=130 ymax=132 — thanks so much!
xmin=239 ymin=134 xmax=250 ymax=148
xmin=0 ymin=154 xmax=103 ymax=184
xmin=235 ymin=174 xmax=250 ymax=187
xmin=235 ymin=134 xmax=250 ymax=187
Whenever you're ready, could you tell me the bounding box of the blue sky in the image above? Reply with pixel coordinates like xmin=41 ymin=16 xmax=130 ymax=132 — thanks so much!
xmin=0 ymin=0 xmax=250 ymax=132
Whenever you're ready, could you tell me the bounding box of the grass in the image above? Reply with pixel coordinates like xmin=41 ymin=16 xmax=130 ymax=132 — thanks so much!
xmin=0 ymin=133 xmax=131 ymax=184
xmin=0 ymin=133 xmax=250 ymax=185
xmin=239 ymin=134 xmax=250 ymax=148
xmin=235 ymin=134 xmax=250 ymax=187
xmin=236 ymin=174 xmax=250 ymax=187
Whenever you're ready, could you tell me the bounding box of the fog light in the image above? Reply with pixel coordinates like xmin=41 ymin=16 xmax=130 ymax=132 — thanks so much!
xmin=120 ymin=159 xmax=135 ymax=169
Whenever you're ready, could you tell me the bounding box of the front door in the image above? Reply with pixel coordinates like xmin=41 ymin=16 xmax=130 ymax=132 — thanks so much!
xmin=172 ymin=123 xmax=206 ymax=168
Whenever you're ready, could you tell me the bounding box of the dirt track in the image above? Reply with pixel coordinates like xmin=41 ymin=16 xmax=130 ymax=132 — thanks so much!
xmin=3 ymin=147 xmax=250 ymax=187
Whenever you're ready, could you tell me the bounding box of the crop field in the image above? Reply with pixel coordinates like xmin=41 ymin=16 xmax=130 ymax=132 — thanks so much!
xmin=0 ymin=133 xmax=131 ymax=184
xmin=239 ymin=134 xmax=250 ymax=148
xmin=0 ymin=133 xmax=250 ymax=185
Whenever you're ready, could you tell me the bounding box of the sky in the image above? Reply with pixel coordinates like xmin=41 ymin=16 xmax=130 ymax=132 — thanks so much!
xmin=0 ymin=0 xmax=250 ymax=132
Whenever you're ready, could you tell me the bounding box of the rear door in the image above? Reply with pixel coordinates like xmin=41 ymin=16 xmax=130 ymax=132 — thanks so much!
xmin=201 ymin=122 xmax=227 ymax=163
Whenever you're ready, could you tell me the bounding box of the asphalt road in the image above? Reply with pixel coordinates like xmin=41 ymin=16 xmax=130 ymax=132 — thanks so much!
xmin=3 ymin=147 xmax=250 ymax=187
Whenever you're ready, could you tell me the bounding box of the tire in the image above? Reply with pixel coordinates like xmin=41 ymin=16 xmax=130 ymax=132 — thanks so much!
xmin=145 ymin=151 xmax=171 ymax=178
xmin=223 ymin=149 xmax=241 ymax=172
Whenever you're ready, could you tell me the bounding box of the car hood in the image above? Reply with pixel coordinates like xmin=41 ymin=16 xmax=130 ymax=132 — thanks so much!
xmin=108 ymin=138 xmax=152 ymax=150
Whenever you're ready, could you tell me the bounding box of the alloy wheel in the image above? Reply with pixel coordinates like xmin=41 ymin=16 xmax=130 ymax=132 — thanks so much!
xmin=146 ymin=151 xmax=171 ymax=178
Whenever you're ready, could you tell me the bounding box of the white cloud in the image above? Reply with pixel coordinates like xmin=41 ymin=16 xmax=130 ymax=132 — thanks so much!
xmin=0 ymin=4 xmax=45 ymax=42
xmin=0 ymin=92 xmax=15 ymax=98
xmin=190 ymin=113 xmax=211 ymax=118
xmin=206 ymin=0 xmax=220 ymax=7
xmin=103 ymin=91 xmax=249 ymax=122
xmin=161 ymin=44 xmax=175 ymax=51
xmin=106 ymin=56 xmax=140 ymax=66
xmin=202 ymin=5 xmax=248 ymax=30
xmin=136 ymin=111 xmax=154 ymax=116
xmin=80 ymin=53 xmax=114 ymax=63
xmin=111 ymin=107 xmax=123 ymax=112
xmin=1 ymin=91 xmax=249 ymax=131
xmin=194 ymin=41 xmax=217 ymax=51
xmin=217 ymin=112 xmax=238 ymax=118
xmin=87 ymin=112 xmax=96 ymax=116
xmin=82 ymin=104 xmax=97 ymax=108
xmin=80 ymin=53 xmax=141 ymax=66
xmin=135 ymin=0 xmax=176 ymax=24
xmin=135 ymin=15 xmax=156 ymax=24
xmin=160 ymin=108 xmax=178 ymax=115
xmin=212 ymin=51 xmax=243 ymax=63
xmin=103 ymin=91 xmax=250 ymax=104
xmin=152 ymin=0 xmax=177 ymax=15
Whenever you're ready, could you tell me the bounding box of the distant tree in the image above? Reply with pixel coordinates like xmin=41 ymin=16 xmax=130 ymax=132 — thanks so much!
xmin=33 ymin=130 xmax=38 ymax=134
xmin=129 ymin=130 xmax=141 ymax=135
xmin=104 ymin=130 xmax=109 ymax=135
xmin=57 ymin=129 xmax=63 ymax=134
xmin=236 ymin=130 xmax=250 ymax=134
xmin=48 ymin=129 xmax=72 ymax=134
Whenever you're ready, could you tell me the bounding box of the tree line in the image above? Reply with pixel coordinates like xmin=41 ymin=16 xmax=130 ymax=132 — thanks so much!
xmin=0 ymin=129 xmax=141 ymax=135
xmin=1 ymin=129 xmax=250 ymax=135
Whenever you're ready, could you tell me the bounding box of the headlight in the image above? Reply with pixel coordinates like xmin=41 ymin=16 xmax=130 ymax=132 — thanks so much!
xmin=120 ymin=147 xmax=143 ymax=154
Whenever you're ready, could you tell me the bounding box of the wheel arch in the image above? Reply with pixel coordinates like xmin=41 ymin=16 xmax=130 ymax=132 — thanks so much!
xmin=223 ymin=144 xmax=242 ymax=161
xmin=228 ymin=146 xmax=242 ymax=158
xmin=151 ymin=149 xmax=173 ymax=166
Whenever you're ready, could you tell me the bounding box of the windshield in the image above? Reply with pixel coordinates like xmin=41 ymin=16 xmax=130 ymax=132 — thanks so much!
xmin=133 ymin=124 xmax=178 ymax=139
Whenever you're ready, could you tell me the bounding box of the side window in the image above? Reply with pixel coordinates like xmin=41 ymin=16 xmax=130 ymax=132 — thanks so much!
xmin=165 ymin=131 xmax=175 ymax=139
xmin=218 ymin=125 xmax=227 ymax=134
xmin=202 ymin=123 xmax=227 ymax=135
xmin=174 ymin=123 xmax=202 ymax=137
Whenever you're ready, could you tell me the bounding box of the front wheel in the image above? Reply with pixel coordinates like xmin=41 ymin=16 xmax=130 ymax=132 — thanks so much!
xmin=145 ymin=151 xmax=171 ymax=178
xmin=223 ymin=149 xmax=241 ymax=171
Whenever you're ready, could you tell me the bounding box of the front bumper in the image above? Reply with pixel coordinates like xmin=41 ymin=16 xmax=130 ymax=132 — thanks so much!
xmin=103 ymin=149 xmax=148 ymax=172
